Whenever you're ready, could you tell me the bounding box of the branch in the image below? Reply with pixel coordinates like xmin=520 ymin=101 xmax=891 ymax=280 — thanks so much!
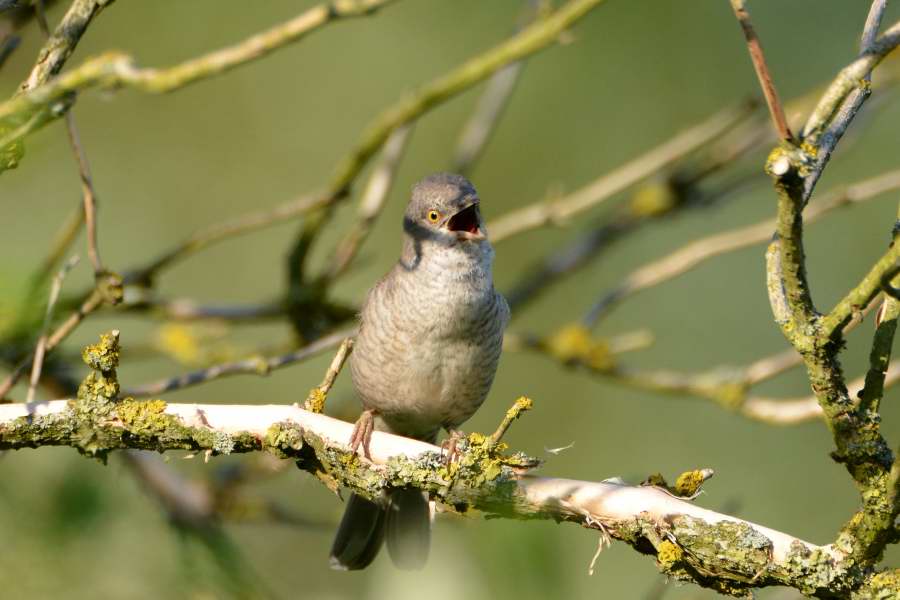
xmin=451 ymin=0 xmax=542 ymax=175
xmin=26 ymin=255 xmax=79 ymax=403
xmin=821 ymin=237 xmax=900 ymax=340
xmin=0 ymin=1 xmax=401 ymax=152
xmin=0 ymin=396 xmax=846 ymax=595
xmin=320 ymin=125 xmax=412 ymax=283
xmin=728 ymin=0 xmax=792 ymax=141
xmin=83 ymin=0 xmax=604 ymax=293
xmin=289 ymin=0 xmax=610 ymax=280
xmin=20 ymin=0 xmax=115 ymax=91
xmin=122 ymin=327 xmax=355 ymax=398
xmin=802 ymin=19 xmax=900 ymax=146
xmin=799 ymin=2 xmax=892 ymax=201
xmin=0 ymin=288 xmax=104 ymax=399
xmin=585 ymin=169 xmax=900 ymax=325
xmin=488 ymin=101 xmax=754 ymax=243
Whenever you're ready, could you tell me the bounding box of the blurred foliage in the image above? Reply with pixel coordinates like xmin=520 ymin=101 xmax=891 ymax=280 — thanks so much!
xmin=2 ymin=0 xmax=900 ymax=599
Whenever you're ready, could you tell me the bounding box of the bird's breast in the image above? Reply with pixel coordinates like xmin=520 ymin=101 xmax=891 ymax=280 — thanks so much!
xmin=350 ymin=257 xmax=507 ymax=441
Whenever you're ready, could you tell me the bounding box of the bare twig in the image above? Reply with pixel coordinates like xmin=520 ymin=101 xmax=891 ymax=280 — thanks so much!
xmin=451 ymin=0 xmax=541 ymax=174
xmin=802 ymin=19 xmax=900 ymax=144
xmin=0 ymin=1 xmax=402 ymax=160
xmin=743 ymin=360 xmax=900 ymax=426
xmin=303 ymin=338 xmax=354 ymax=413
xmin=26 ymin=255 xmax=79 ymax=403
xmin=320 ymin=125 xmax=412 ymax=282
xmin=28 ymin=203 xmax=84 ymax=290
xmin=488 ymin=101 xmax=755 ymax=243
xmin=123 ymin=295 xmax=285 ymax=323
xmin=0 ymin=288 xmax=104 ymax=399
xmin=123 ymin=327 xmax=355 ymax=398
xmin=742 ymin=348 xmax=802 ymax=386
xmin=290 ymin=0 xmax=610 ymax=278
xmin=31 ymin=0 xmax=108 ymax=279
xmin=63 ymin=114 xmax=105 ymax=276
xmin=584 ymin=169 xmax=900 ymax=326
xmin=130 ymin=191 xmax=328 ymax=282
xmin=728 ymin=0 xmax=792 ymax=141
xmin=452 ymin=62 xmax=523 ymax=175
xmin=799 ymin=3 xmax=894 ymax=201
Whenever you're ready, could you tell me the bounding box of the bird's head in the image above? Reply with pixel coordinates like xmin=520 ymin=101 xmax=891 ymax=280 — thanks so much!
xmin=403 ymin=173 xmax=487 ymax=247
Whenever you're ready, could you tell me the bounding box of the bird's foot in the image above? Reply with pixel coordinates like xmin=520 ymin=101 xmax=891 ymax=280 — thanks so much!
xmin=348 ymin=409 xmax=376 ymax=460
xmin=441 ymin=429 xmax=465 ymax=465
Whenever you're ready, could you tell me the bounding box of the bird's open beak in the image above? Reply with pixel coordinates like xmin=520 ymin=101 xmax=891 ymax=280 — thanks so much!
xmin=445 ymin=202 xmax=485 ymax=240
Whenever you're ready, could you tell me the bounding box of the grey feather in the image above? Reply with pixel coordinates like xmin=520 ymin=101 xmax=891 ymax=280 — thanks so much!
xmin=332 ymin=173 xmax=508 ymax=570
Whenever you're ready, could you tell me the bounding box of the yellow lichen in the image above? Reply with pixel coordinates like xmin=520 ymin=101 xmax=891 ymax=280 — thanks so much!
xmin=304 ymin=388 xmax=327 ymax=413
xmin=629 ymin=181 xmax=677 ymax=218
xmin=81 ymin=330 xmax=120 ymax=372
xmin=545 ymin=324 xmax=615 ymax=371
xmin=674 ymin=469 xmax=713 ymax=497
xmin=643 ymin=472 xmax=668 ymax=488
xmin=657 ymin=540 xmax=684 ymax=568
xmin=116 ymin=398 xmax=169 ymax=435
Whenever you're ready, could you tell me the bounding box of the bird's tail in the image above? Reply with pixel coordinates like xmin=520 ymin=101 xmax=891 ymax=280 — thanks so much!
xmin=329 ymin=489 xmax=430 ymax=571
xmin=385 ymin=487 xmax=431 ymax=570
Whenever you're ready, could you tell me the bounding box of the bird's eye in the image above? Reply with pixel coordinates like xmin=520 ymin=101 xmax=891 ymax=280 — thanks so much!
xmin=427 ymin=210 xmax=440 ymax=223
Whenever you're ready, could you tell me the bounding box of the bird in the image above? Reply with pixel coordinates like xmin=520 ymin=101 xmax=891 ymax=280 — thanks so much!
xmin=329 ymin=173 xmax=509 ymax=571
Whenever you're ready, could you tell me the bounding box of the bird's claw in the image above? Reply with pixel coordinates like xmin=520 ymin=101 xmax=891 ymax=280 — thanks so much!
xmin=441 ymin=429 xmax=465 ymax=465
xmin=349 ymin=409 xmax=376 ymax=460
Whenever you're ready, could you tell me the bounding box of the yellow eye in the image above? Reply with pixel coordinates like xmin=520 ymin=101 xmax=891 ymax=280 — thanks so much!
xmin=427 ymin=210 xmax=440 ymax=223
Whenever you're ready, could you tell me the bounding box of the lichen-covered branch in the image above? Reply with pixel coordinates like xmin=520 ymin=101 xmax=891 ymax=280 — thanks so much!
xmin=752 ymin=4 xmax=900 ymax=573
xmin=0 ymin=331 xmax=861 ymax=598
xmin=20 ymin=0 xmax=115 ymax=91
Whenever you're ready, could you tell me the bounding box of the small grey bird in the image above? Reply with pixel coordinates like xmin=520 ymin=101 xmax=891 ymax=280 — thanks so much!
xmin=329 ymin=173 xmax=509 ymax=571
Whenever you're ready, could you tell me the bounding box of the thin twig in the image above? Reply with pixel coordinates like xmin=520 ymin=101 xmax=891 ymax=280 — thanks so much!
xmin=799 ymin=2 xmax=893 ymax=201
xmin=0 ymin=0 xmax=402 ymax=155
xmin=48 ymin=0 xmax=601 ymax=291
xmin=801 ymin=19 xmax=900 ymax=146
xmin=728 ymin=0 xmax=793 ymax=141
xmin=303 ymin=338 xmax=354 ymax=413
xmin=820 ymin=233 xmax=900 ymax=339
xmin=488 ymin=396 xmax=533 ymax=446
xmin=63 ymin=114 xmax=104 ymax=275
xmin=32 ymin=0 xmax=108 ymax=279
xmin=320 ymin=125 xmax=412 ymax=282
xmin=290 ymin=0 xmax=609 ymax=279
xmin=488 ymin=101 xmax=755 ymax=243
xmin=28 ymin=203 xmax=84 ymax=290
xmin=123 ymin=327 xmax=355 ymax=398
xmin=0 ymin=288 xmax=103 ymax=399
xmin=584 ymin=169 xmax=900 ymax=326
xmin=451 ymin=0 xmax=542 ymax=174
xmin=130 ymin=191 xmax=328 ymax=282
xmin=26 ymin=255 xmax=79 ymax=403
xmin=452 ymin=62 xmax=523 ymax=175
xmin=743 ymin=360 xmax=900 ymax=426
xmin=123 ymin=295 xmax=286 ymax=322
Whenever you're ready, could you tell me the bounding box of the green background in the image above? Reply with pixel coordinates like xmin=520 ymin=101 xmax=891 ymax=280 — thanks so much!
xmin=2 ymin=1 xmax=900 ymax=598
